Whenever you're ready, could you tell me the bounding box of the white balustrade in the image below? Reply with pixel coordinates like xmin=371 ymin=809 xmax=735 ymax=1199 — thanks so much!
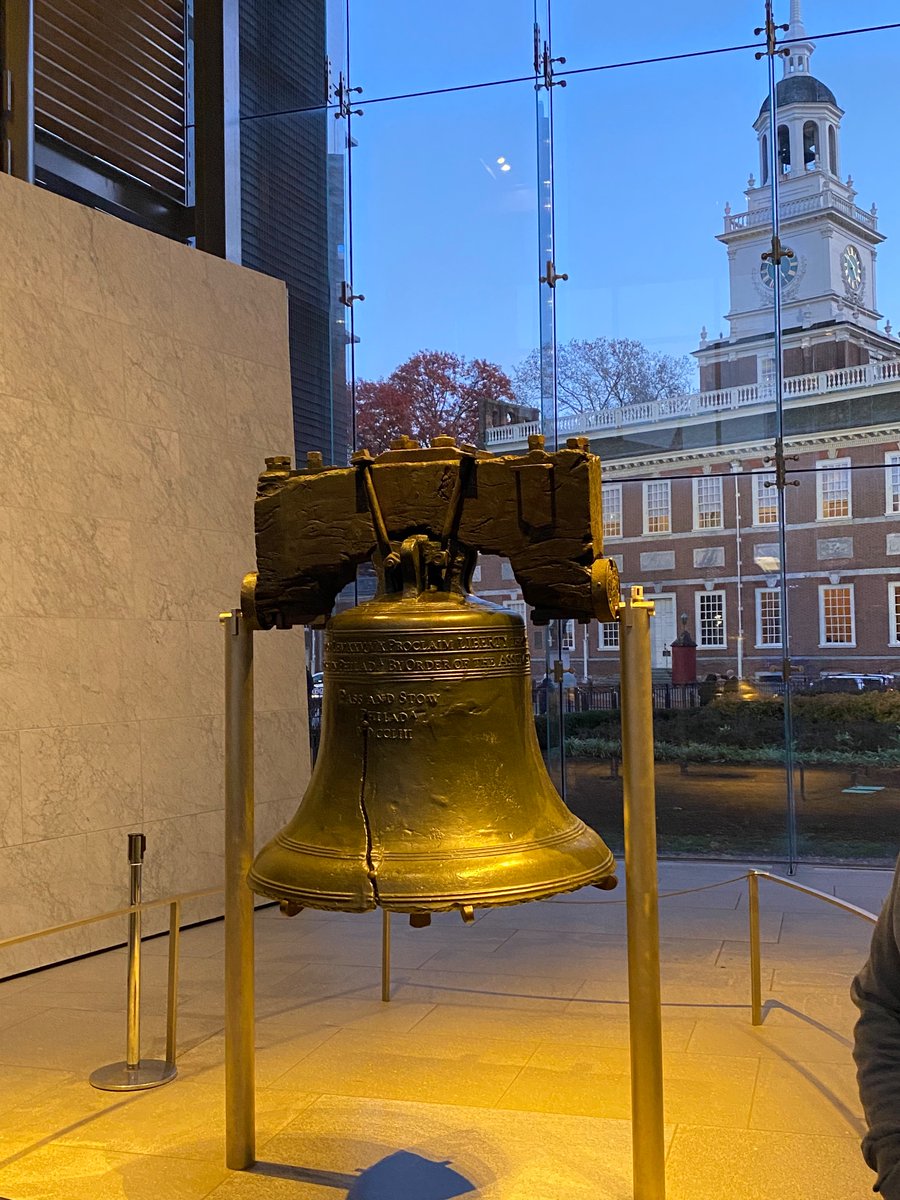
xmin=484 ymin=354 xmax=900 ymax=448
xmin=725 ymin=191 xmax=877 ymax=234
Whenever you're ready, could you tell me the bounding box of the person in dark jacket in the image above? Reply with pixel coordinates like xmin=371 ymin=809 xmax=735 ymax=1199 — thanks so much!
xmin=853 ymin=857 xmax=900 ymax=1200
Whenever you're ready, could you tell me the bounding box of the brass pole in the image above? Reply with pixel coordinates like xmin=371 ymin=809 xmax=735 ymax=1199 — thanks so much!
xmin=89 ymin=834 xmax=176 ymax=1092
xmin=222 ymin=609 xmax=256 ymax=1170
xmin=748 ymin=871 xmax=763 ymax=1027
xmin=125 ymin=832 xmax=146 ymax=1070
xmin=165 ymin=900 xmax=181 ymax=1063
xmin=381 ymin=909 xmax=391 ymax=1003
xmin=620 ymin=586 xmax=666 ymax=1200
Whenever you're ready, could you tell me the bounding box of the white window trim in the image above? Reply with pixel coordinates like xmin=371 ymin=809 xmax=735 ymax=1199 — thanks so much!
xmin=506 ymin=599 xmax=527 ymax=624
xmin=890 ymin=582 xmax=900 ymax=647
xmin=885 ymin=452 xmax=900 ymax=516
xmin=642 ymin=479 xmax=672 ymax=536
xmin=818 ymin=583 xmax=856 ymax=648
xmin=597 ymin=621 xmax=620 ymax=651
xmin=602 ymin=482 xmax=623 ymax=540
xmin=562 ymin=620 xmax=576 ymax=651
xmin=695 ymin=590 xmax=727 ymax=649
xmin=754 ymin=587 xmax=782 ymax=649
xmin=692 ymin=475 xmax=724 ymax=532
xmin=751 ymin=470 xmax=778 ymax=526
xmin=815 ymin=457 xmax=852 ymax=522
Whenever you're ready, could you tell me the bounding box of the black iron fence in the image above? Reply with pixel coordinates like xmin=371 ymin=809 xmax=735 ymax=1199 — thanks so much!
xmin=531 ymin=681 xmax=703 ymax=713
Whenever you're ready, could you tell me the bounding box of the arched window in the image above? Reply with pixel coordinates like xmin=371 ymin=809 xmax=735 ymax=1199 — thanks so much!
xmin=828 ymin=124 xmax=838 ymax=175
xmin=777 ymin=125 xmax=791 ymax=173
xmin=803 ymin=120 xmax=819 ymax=169
xmin=761 ymin=134 xmax=769 ymax=185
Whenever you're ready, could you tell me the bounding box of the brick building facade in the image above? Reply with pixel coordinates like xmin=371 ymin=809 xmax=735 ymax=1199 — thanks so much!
xmin=479 ymin=9 xmax=900 ymax=686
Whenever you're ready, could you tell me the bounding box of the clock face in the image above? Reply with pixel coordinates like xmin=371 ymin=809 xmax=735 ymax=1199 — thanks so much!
xmin=759 ymin=252 xmax=799 ymax=289
xmin=841 ymin=244 xmax=863 ymax=293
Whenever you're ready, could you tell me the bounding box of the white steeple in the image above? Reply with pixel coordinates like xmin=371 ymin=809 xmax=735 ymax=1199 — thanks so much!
xmin=696 ymin=0 xmax=893 ymax=386
xmin=784 ymin=0 xmax=815 ymax=77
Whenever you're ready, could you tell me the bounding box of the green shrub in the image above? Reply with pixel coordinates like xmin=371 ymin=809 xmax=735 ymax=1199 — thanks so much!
xmin=541 ymin=691 xmax=900 ymax=761
xmin=564 ymin=735 xmax=900 ymax=768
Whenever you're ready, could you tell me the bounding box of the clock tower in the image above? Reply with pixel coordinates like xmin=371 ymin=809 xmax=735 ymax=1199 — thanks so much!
xmin=696 ymin=0 xmax=895 ymax=394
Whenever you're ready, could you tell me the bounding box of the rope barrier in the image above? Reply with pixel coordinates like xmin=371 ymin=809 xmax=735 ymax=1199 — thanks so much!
xmin=543 ymin=872 xmax=751 ymax=905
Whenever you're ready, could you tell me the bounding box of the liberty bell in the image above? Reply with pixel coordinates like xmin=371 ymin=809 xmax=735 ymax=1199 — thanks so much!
xmin=242 ymin=434 xmax=622 ymax=921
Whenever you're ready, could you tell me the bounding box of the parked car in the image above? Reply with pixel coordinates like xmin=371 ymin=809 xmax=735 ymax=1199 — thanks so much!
xmin=310 ymin=671 xmax=324 ymax=699
xmin=813 ymin=672 xmax=893 ymax=694
xmin=752 ymin=671 xmax=809 ymax=696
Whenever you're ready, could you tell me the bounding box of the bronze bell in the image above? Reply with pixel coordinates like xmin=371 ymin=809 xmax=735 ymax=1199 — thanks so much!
xmin=248 ymin=533 xmax=617 ymax=918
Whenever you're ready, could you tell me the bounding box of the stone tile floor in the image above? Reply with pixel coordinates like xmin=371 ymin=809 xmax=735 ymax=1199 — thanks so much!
xmin=0 ymin=860 xmax=892 ymax=1199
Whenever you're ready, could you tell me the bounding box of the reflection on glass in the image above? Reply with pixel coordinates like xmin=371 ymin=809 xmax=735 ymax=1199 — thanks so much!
xmin=239 ymin=106 xmax=353 ymax=464
xmin=348 ymin=0 xmax=534 ymax=102
xmin=349 ymin=84 xmax=539 ymax=450
xmin=327 ymin=2 xmax=900 ymax=864
xmin=786 ymin=463 xmax=900 ymax=864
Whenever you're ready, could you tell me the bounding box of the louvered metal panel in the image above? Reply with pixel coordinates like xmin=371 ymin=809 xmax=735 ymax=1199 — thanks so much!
xmin=34 ymin=0 xmax=187 ymax=200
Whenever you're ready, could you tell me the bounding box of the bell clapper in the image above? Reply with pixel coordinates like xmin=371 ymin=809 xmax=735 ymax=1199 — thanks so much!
xmin=593 ymin=876 xmax=619 ymax=892
xmin=279 ymin=901 xmax=304 ymax=917
xmin=409 ymin=912 xmax=431 ymax=929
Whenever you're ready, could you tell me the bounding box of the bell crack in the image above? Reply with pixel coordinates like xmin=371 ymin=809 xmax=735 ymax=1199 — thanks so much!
xmin=358 ymin=717 xmax=381 ymax=902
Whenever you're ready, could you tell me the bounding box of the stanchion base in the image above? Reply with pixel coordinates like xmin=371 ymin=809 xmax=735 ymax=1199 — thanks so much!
xmin=89 ymin=1059 xmax=177 ymax=1092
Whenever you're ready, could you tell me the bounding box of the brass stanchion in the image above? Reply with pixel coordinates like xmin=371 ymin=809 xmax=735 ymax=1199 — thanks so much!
xmin=748 ymin=872 xmax=763 ymax=1026
xmin=381 ymin=909 xmax=391 ymax=1002
xmin=222 ymin=609 xmax=256 ymax=1170
xmin=166 ymin=900 xmax=181 ymax=1062
xmin=620 ymin=586 xmax=666 ymax=1200
xmin=90 ymin=834 xmax=177 ymax=1091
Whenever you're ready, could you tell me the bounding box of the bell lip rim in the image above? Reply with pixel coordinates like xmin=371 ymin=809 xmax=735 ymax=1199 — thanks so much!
xmin=265 ymin=823 xmax=609 ymax=860
xmin=246 ymin=856 xmax=618 ymax=913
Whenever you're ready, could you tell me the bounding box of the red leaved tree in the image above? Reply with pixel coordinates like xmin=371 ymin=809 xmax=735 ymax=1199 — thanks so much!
xmin=355 ymin=350 xmax=514 ymax=452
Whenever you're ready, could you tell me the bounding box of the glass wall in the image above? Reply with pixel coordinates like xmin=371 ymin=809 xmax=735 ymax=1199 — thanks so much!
xmin=282 ymin=2 xmax=900 ymax=867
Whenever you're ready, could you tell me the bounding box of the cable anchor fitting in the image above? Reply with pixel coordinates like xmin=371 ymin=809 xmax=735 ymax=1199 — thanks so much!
xmin=340 ymin=281 xmax=365 ymax=307
xmin=540 ymin=259 xmax=568 ymax=288
xmin=754 ymin=1 xmax=789 ymax=60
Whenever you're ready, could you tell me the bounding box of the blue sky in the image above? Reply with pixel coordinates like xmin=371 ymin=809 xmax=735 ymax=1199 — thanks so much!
xmin=336 ymin=2 xmax=900 ymax=386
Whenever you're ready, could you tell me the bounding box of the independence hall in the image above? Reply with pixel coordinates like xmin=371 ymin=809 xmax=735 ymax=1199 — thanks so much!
xmin=479 ymin=25 xmax=900 ymax=684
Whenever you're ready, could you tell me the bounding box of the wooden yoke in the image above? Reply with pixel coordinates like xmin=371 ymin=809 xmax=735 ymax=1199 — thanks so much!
xmin=242 ymin=434 xmax=620 ymax=630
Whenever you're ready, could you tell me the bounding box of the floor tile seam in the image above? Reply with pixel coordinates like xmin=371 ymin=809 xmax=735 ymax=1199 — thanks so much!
xmin=743 ymin=1055 xmax=764 ymax=1132
xmin=747 ymin=1053 xmax=864 ymax=1137
xmin=249 ymin=1093 xmax=323 ymax=1156
xmin=0 ymin=1005 xmax=61 ymax=1033
xmin=663 ymin=1120 xmax=682 ymax=1162
xmin=262 ymin=1026 xmax=345 ymax=1089
xmin=401 ymin=1002 xmax=439 ymax=1036
xmin=681 ymin=1019 xmax=701 ymax=1055
xmin=0 ymin=1140 xmax=222 ymax=1177
xmin=745 ymin=1115 xmax=862 ymax=1138
xmin=485 ymin=1038 xmax=544 ymax=1112
xmin=49 ymin=1134 xmax=230 ymax=1166
xmin=749 ymin=1055 xmax=868 ymax=1131
xmin=0 ymin=1063 xmax=79 ymax=1091
xmin=174 ymin=1026 xmax=226 ymax=1066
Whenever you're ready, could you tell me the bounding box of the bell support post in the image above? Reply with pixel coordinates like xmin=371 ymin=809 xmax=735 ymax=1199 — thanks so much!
xmin=621 ymin=586 xmax=666 ymax=1200
xmin=222 ymin=609 xmax=256 ymax=1170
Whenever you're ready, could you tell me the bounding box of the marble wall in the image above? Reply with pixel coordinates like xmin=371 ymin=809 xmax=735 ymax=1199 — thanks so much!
xmin=0 ymin=172 xmax=311 ymax=975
